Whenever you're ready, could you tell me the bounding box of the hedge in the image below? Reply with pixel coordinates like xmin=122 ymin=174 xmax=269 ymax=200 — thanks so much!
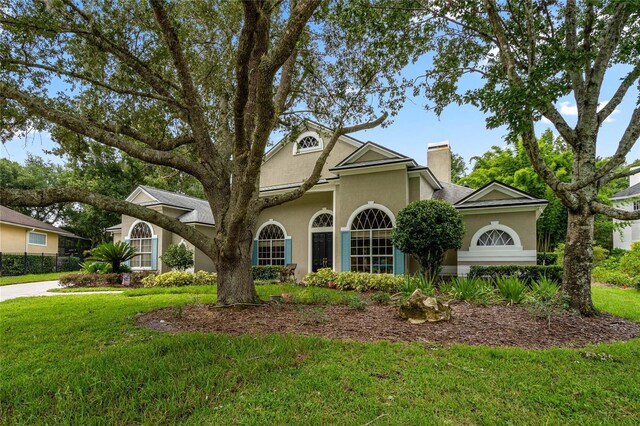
xmin=58 ymin=271 xmax=155 ymax=288
xmin=142 ymin=270 xmax=217 ymax=287
xmin=303 ymin=268 xmax=405 ymax=292
xmin=468 ymin=265 xmax=563 ymax=284
xmin=252 ymin=265 xmax=285 ymax=281
xmin=1 ymin=253 xmax=81 ymax=276
xmin=592 ymin=267 xmax=640 ymax=288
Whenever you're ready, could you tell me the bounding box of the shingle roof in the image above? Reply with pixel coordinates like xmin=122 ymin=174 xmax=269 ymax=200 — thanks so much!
xmin=454 ymin=198 xmax=548 ymax=209
xmin=330 ymin=157 xmax=415 ymax=171
xmin=137 ymin=186 xmax=215 ymax=225
xmin=612 ymin=182 xmax=640 ymax=199
xmin=0 ymin=205 xmax=78 ymax=236
xmin=433 ymin=182 xmax=475 ymax=204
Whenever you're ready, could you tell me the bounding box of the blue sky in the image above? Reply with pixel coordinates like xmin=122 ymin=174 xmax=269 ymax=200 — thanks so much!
xmin=2 ymin=56 xmax=638 ymax=171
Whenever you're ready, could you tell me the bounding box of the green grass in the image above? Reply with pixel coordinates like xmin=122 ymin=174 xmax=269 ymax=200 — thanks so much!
xmin=0 ymin=285 xmax=638 ymax=425
xmin=592 ymin=284 xmax=640 ymax=321
xmin=0 ymin=272 xmax=69 ymax=286
xmin=47 ymin=286 xmax=125 ymax=293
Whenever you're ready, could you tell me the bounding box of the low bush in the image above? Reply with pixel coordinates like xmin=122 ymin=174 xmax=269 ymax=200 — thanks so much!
xmin=400 ymin=274 xmax=435 ymax=297
xmin=592 ymin=267 xmax=638 ymax=287
xmin=344 ymin=295 xmax=367 ymax=310
xmin=303 ymin=268 xmax=337 ymax=287
xmin=59 ymin=273 xmax=121 ymax=288
xmin=619 ymin=242 xmax=640 ymax=278
xmin=495 ymin=276 xmax=527 ymax=304
xmin=468 ymin=265 xmax=563 ymax=284
xmin=370 ymin=292 xmax=391 ymax=304
xmin=303 ymin=269 xmax=405 ymax=293
xmin=529 ymin=277 xmax=560 ymax=302
xmin=142 ymin=270 xmax=217 ymax=287
xmin=252 ymin=265 xmax=285 ymax=281
xmin=58 ymin=271 xmax=154 ymax=288
xmin=160 ymin=244 xmax=194 ymax=271
xmin=448 ymin=277 xmax=493 ymax=303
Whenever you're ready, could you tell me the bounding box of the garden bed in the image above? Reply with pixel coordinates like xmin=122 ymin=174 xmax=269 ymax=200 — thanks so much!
xmin=137 ymin=299 xmax=640 ymax=349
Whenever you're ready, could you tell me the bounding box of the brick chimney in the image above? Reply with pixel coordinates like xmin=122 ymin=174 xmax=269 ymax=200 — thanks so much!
xmin=427 ymin=141 xmax=452 ymax=183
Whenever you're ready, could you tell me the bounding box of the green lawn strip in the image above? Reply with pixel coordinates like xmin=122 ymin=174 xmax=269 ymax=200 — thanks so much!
xmin=47 ymin=286 xmax=126 ymax=293
xmin=0 ymin=272 xmax=69 ymax=286
xmin=592 ymin=285 xmax=640 ymax=321
xmin=0 ymin=286 xmax=638 ymax=424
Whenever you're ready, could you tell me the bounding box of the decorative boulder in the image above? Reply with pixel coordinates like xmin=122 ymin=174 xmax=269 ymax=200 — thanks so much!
xmin=399 ymin=289 xmax=451 ymax=324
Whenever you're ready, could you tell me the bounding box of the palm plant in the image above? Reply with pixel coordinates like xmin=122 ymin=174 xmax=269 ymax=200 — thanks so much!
xmin=88 ymin=241 xmax=136 ymax=273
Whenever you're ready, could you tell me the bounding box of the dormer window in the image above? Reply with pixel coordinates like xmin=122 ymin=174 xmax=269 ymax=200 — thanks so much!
xmin=293 ymin=131 xmax=323 ymax=154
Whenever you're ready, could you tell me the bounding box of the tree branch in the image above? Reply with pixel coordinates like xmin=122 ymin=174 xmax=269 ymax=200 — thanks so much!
xmin=598 ymin=63 xmax=640 ymax=125
xmin=0 ymin=187 xmax=213 ymax=256
xmin=0 ymin=83 xmax=205 ymax=179
xmin=591 ymin=200 xmax=640 ymax=221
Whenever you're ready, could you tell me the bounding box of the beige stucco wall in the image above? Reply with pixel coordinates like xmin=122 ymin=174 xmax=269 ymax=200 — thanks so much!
xmin=130 ymin=190 xmax=156 ymax=204
xmin=408 ymin=177 xmax=420 ymax=202
xmin=260 ymin=135 xmax=358 ymax=188
xmin=356 ymin=150 xmax=388 ymax=163
xmin=476 ymin=189 xmax=526 ymax=201
xmin=460 ymin=211 xmax=537 ymax=251
xmin=0 ymin=223 xmax=59 ymax=254
xmin=256 ymin=191 xmax=334 ymax=279
xmin=335 ymin=168 xmax=409 ymax=272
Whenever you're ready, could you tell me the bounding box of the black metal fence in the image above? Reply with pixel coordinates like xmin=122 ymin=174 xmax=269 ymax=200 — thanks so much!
xmin=0 ymin=252 xmax=82 ymax=276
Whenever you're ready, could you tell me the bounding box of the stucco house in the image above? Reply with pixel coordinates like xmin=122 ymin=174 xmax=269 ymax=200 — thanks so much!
xmin=611 ymin=167 xmax=640 ymax=250
xmin=0 ymin=205 xmax=81 ymax=255
xmin=109 ymin=123 xmax=547 ymax=279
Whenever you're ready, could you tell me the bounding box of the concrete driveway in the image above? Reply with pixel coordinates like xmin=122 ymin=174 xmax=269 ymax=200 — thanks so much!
xmin=0 ymin=281 xmax=121 ymax=302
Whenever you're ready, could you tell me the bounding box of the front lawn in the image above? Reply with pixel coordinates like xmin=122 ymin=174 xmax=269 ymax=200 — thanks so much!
xmin=0 ymin=272 xmax=69 ymax=286
xmin=0 ymin=285 xmax=638 ymax=424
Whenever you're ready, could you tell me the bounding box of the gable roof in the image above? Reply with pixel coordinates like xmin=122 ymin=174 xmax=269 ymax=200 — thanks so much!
xmin=127 ymin=186 xmax=215 ymax=225
xmin=612 ymin=182 xmax=640 ymax=200
xmin=0 ymin=205 xmax=78 ymax=236
xmin=454 ymin=181 xmax=547 ymax=209
xmin=333 ymin=141 xmax=410 ymax=167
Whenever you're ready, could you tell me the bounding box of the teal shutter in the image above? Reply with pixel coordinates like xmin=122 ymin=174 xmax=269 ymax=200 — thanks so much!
xmin=285 ymin=238 xmax=292 ymax=265
xmin=251 ymin=240 xmax=258 ymax=266
xmin=151 ymin=237 xmax=158 ymax=270
xmin=124 ymin=237 xmax=131 ymax=267
xmin=393 ymin=247 xmax=405 ymax=275
xmin=340 ymin=230 xmax=350 ymax=272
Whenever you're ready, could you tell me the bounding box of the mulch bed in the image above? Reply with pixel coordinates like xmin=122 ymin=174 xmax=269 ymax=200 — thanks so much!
xmin=136 ymin=300 xmax=640 ymax=349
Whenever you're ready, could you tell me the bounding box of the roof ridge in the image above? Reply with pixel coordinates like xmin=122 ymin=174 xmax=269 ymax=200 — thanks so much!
xmin=140 ymin=185 xmax=207 ymax=202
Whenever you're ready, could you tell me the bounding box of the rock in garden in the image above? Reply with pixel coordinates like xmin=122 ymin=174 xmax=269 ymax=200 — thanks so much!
xmin=399 ymin=289 xmax=451 ymax=324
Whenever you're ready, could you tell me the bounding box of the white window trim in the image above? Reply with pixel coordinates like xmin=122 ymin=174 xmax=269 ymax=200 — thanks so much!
xmin=127 ymin=220 xmax=156 ymax=270
xmin=27 ymin=231 xmax=48 ymax=246
xmin=344 ymin=203 xmax=395 ymax=274
xmin=468 ymin=221 xmax=522 ymax=251
xmin=256 ymin=219 xmax=290 ymax=267
xmin=292 ymin=131 xmax=323 ymax=155
xmin=308 ymin=208 xmax=334 ymax=273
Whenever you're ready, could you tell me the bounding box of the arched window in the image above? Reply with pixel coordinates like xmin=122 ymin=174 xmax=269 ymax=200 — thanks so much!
xmin=476 ymin=229 xmax=515 ymax=246
xmin=294 ymin=131 xmax=323 ymax=154
xmin=129 ymin=222 xmax=153 ymax=268
xmin=350 ymin=208 xmax=394 ymax=274
xmin=257 ymin=224 xmax=286 ymax=266
xmin=312 ymin=213 xmax=333 ymax=229
xmin=297 ymin=135 xmax=319 ymax=151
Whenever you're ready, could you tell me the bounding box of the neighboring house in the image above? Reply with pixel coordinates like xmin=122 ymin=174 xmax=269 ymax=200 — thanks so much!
xmin=0 ymin=205 xmax=82 ymax=255
xmin=110 ymin=122 xmax=547 ymax=278
xmin=611 ymin=167 xmax=640 ymax=250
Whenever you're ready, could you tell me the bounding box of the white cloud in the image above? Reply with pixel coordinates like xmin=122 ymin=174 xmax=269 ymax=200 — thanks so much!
xmin=555 ymin=100 xmax=620 ymax=123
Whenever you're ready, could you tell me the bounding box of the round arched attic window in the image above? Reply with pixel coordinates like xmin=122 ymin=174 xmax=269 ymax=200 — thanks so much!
xmin=295 ymin=132 xmax=322 ymax=154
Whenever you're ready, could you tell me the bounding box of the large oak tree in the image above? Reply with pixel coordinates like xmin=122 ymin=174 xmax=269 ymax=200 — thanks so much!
xmin=416 ymin=0 xmax=640 ymax=314
xmin=0 ymin=0 xmax=429 ymax=304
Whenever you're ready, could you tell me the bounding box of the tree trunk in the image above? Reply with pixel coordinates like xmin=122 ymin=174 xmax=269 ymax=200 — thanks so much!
xmin=563 ymin=211 xmax=596 ymax=315
xmin=216 ymin=249 xmax=260 ymax=306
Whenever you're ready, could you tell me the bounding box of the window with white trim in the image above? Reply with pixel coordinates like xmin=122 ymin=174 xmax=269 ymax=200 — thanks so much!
xmin=129 ymin=222 xmax=153 ymax=268
xmin=28 ymin=232 xmax=47 ymax=246
xmin=634 ymin=200 xmax=640 ymax=211
xmin=476 ymin=229 xmax=515 ymax=246
xmin=294 ymin=132 xmax=322 ymax=154
xmin=350 ymin=208 xmax=394 ymax=274
xmin=257 ymin=224 xmax=286 ymax=266
xmin=312 ymin=213 xmax=333 ymax=228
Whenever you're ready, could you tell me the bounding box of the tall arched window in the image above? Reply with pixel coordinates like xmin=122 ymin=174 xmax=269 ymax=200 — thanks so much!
xmin=129 ymin=222 xmax=153 ymax=268
xmin=350 ymin=208 xmax=394 ymax=273
xmin=258 ymin=224 xmax=286 ymax=266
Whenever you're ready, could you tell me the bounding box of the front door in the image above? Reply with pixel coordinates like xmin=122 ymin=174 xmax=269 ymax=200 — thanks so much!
xmin=312 ymin=232 xmax=333 ymax=272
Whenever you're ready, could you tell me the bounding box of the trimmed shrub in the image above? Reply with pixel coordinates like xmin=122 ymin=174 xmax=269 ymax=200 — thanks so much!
xmin=619 ymin=242 xmax=640 ymax=278
xmin=495 ymin=276 xmax=527 ymax=304
xmin=592 ymin=267 xmax=638 ymax=287
xmin=59 ymin=273 xmax=121 ymax=288
xmin=252 ymin=265 xmax=285 ymax=281
xmin=536 ymin=252 xmax=558 ymax=266
xmin=142 ymin=270 xmax=217 ymax=287
xmin=529 ymin=277 xmax=560 ymax=302
xmin=303 ymin=268 xmax=338 ymax=287
xmin=468 ymin=265 xmax=563 ymax=284
xmin=129 ymin=271 xmax=156 ymax=287
xmin=160 ymin=244 xmax=194 ymax=271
